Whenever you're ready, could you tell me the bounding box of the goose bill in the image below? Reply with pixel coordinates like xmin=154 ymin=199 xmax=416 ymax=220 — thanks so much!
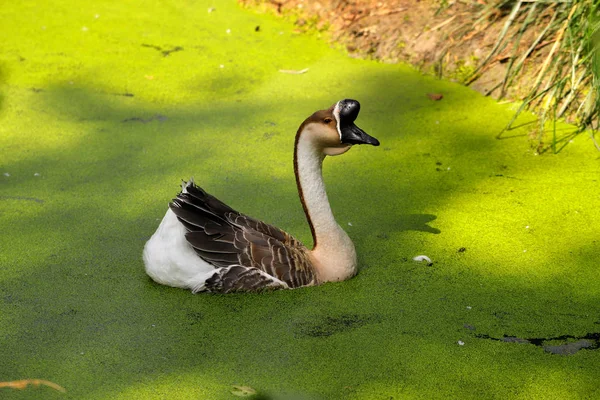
xmin=340 ymin=124 xmax=380 ymax=146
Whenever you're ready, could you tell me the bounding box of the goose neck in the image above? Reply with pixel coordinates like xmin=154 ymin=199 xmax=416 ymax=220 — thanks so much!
xmin=294 ymin=133 xmax=335 ymax=248
xmin=293 ymin=131 xmax=357 ymax=281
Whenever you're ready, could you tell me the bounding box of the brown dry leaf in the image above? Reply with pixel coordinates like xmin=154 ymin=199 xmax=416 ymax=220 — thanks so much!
xmin=0 ymin=379 xmax=66 ymax=393
xmin=427 ymin=93 xmax=443 ymax=101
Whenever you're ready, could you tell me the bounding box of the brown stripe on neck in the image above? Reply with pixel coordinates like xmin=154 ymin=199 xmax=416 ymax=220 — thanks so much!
xmin=293 ymin=120 xmax=318 ymax=249
xmin=293 ymin=105 xmax=337 ymax=250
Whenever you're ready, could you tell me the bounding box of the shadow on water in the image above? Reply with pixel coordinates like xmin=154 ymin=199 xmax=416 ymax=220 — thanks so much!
xmin=386 ymin=213 xmax=440 ymax=235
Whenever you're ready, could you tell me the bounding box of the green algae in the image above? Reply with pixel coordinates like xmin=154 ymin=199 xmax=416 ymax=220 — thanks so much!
xmin=1 ymin=1 xmax=600 ymax=399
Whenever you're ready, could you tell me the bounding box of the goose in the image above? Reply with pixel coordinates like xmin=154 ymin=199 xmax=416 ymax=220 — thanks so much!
xmin=143 ymin=99 xmax=380 ymax=293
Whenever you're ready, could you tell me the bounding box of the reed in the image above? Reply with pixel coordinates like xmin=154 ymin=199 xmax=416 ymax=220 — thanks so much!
xmin=461 ymin=1 xmax=600 ymax=153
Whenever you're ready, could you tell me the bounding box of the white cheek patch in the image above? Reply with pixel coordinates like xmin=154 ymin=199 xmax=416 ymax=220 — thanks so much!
xmin=333 ymin=101 xmax=342 ymax=141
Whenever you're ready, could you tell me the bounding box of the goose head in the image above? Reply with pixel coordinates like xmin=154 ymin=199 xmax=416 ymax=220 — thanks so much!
xmin=298 ymin=99 xmax=380 ymax=156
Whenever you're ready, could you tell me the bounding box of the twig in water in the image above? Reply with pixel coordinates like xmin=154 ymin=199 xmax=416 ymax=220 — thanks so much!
xmin=279 ymin=68 xmax=309 ymax=74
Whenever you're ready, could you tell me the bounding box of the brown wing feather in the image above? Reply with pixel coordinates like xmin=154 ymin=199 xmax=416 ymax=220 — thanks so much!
xmin=203 ymin=265 xmax=289 ymax=293
xmin=170 ymin=180 xmax=317 ymax=289
xmin=233 ymin=221 xmax=316 ymax=287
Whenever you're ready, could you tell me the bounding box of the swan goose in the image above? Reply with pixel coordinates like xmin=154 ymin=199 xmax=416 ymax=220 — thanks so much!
xmin=143 ymin=99 xmax=379 ymax=293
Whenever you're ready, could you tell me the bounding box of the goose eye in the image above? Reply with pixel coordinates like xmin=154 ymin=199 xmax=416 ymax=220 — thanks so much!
xmin=323 ymin=118 xmax=333 ymax=124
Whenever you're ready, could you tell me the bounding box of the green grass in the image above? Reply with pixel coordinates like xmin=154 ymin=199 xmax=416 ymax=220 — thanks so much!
xmin=1 ymin=0 xmax=599 ymax=399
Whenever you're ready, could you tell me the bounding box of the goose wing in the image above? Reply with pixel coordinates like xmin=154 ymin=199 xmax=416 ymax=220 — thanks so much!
xmin=169 ymin=181 xmax=317 ymax=289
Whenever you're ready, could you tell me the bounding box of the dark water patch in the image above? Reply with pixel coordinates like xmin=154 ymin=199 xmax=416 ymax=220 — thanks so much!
xmin=544 ymin=340 xmax=593 ymax=355
xmin=59 ymin=308 xmax=78 ymax=318
xmin=500 ymin=336 xmax=529 ymax=344
xmin=476 ymin=332 xmax=600 ymax=355
xmin=186 ymin=311 xmax=204 ymax=325
xmin=492 ymin=174 xmax=521 ymax=179
xmin=122 ymin=114 xmax=167 ymax=123
xmin=294 ymin=313 xmax=383 ymax=338
xmin=141 ymin=43 xmax=183 ymax=57
xmin=0 ymin=195 xmax=45 ymax=203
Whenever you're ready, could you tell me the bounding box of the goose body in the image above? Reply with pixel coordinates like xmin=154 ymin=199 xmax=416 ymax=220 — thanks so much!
xmin=143 ymin=99 xmax=379 ymax=293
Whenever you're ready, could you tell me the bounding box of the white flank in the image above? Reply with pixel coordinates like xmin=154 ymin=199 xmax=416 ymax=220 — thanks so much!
xmin=143 ymin=208 xmax=215 ymax=290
